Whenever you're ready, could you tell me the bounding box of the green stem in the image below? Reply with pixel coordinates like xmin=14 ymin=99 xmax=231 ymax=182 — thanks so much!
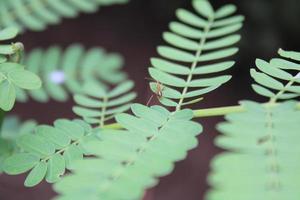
xmin=265 ymin=107 xmax=281 ymax=191
xmin=102 ymin=102 xmax=300 ymax=129
xmin=103 ymin=123 xmax=122 ymax=129
xmin=176 ymin=17 xmax=215 ymax=111
xmin=194 ymin=102 xmax=300 ymax=117
xmin=269 ymin=73 xmax=299 ymax=104
xmin=100 ymin=97 xmax=108 ymax=128
xmin=193 ymin=105 xmax=245 ymax=117
xmin=0 ymin=110 xmax=5 ymax=133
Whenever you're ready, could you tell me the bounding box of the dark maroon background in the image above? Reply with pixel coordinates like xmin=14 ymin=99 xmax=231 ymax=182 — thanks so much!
xmin=1 ymin=0 xmax=300 ymax=199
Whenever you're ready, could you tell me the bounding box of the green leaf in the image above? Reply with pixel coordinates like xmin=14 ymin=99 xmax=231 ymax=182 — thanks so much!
xmin=63 ymin=145 xmax=83 ymax=169
xmin=37 ymin=125 xmax=71 ymax=149
xmin=158 ymin=46 xmax=195 ymax=62
xmin=0 ymin=80 xmax=16 ymax=111
xmin=19 ymin=44 xmax=127 ymax=103
xmin=251 ymin=84 xmax=275 ymax=98
xmin=149 ymin=0 xmax=243 ymax=108
xmin=24 ymin=162 xmax=48 ymax=187
xmin=54 ymin=104 xmax=203 ymax=200
xmin=163 ymin=32 xmax=199 ymax=51
xmin=278 ymin=48 xmax=300 ymax=61
xmin=189 ymin=76 xmax=232 ymax=87
xmin=108 ymin=81 xmax=134 ymax=98
xmin=0 ymin=27 xmax=18 ymax=40
xmin=4 ymin=153 xmax=39 ymax=175
xmin=194 ymin=61 xmax=235 ymax=74
xmin=0 ymin=62 xmax=41 ymax=110
xmin=169 ymin=22 xmax=203 ymax=39
xmin=0 ymin=27 xmax=18 ymax=61
xmin=46 ymin=154 xmax=65 ymax=183
xmin=176 ymin=9 xmax=207 ymax=28
xmin=150 ymin=58 xmax=190 ymax=75
xmin=251 ymin=50 xmax=300 ymax=100
xmin=0 ymin=62 xmax=24 ymax=74
xmin=207 ymin=101 xmax=300 ymax=200
xmin=212 ymin=15 xmax=245 ymax=28
xmin=8 ymin=69 xmax=42 ymax=89
xmin=17 ymin=134 xmax=56 ymax=157
xmin=250 ymin=69 xmax=284 ymax=90
xmin=54 ymin=119 xmax=85 ymax=140
xmin=3 ymin=119 xmax=93 ymax=187
xmin=215 ymin=4 xmax=237 ymax=19
xmin=270 ymin=58 xmax=300 ymax=70
xmin=149 ymin=68 xmax=186 ymax=87
xmin=0 ymin=0 xmax=130 ymax=33
xmin=192 ymin=0 xmax=214 ymax=19
xmin=207 ymin=23 xmax=243 ymax=38
xmin=198 ymin=48 xmax=238 ymax=62
xmin=255 ymin=59 xmax=292 ymax=80
xmin=203 ymin=35 xmax=241 ymax=50
xmin=0 ymin=45 xmax=14 ymax=55
xmin=73 ymin=80 xmax=136 ymax=126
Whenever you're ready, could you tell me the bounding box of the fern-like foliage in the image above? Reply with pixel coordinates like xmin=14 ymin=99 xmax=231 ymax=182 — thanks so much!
xmin=206 ymin=101 xmax=300 ymax=200
xmin=251 ymin=49 xmax=300 ymax=102
xmin=1 ymin=27 xmax=42 ymax=110
xmin=0 ymin=27 xmax=19 ymax=62
xmin=73 ymin=80 xmax=136 ymax=127
xmin=149 ymin=0 xmax=244 ymax=109
xmin=54 ymin=104 xmax=202 ymax=200
xmin=0 ymin=116 xmax=37 ymax=173
xmin=3 ymin=119 xmax=96 ymax=187
xmin=0 ymin=0 xmax=129 ymax=32
xmin=17 ymin=44 xmax=126 ymax=103
xmin=0 ymin=61 xmax=41 ymax=111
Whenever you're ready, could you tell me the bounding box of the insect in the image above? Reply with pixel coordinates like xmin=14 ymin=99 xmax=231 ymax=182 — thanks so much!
xmin=257 ymin=135 xmax=271 ymax=145
xmin=145 ymin=77 xmax=164 ymax=106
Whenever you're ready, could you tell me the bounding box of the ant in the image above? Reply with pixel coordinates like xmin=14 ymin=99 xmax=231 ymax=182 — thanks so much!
xmin=145 ymin=77 xmax=164 ymax=106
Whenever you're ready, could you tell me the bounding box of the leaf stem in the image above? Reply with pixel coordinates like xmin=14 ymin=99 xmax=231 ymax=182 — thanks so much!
xmin=100 ymin=97 xmax=108 ymax=128
xmin=269 ymin=72 xmax=300 ymax=104
xmin=264 ymin=107 xmax=281 ymax=191
xmin=176 ymin=17 xmax=215 ymax=111
xmin=102 ymin=102 xmax=300 ymax=129
xmin=0 ymin=109 xmax=5 ymax=133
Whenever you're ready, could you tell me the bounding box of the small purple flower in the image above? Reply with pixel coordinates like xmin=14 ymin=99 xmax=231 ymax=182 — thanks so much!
xmin=49 ymin=70 xmax=65 ymax=84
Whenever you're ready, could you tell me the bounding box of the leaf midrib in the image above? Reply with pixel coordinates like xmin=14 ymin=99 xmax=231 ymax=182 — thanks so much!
xmin=176 ymin=16 xmax=215 ymax=111
xmin=96 ymin=116 xmax=172 ymax=195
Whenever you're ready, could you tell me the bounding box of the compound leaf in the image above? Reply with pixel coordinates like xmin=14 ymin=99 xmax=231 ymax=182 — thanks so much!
xmin=149 ymin=0 xmax=243 ymax=108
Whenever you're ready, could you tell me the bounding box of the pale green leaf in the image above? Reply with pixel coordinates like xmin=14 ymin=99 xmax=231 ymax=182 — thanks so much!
xmin=24 ymin=162 xmax=47 ymax=187
xmin=46 ymin=154 xmax=65 ymax=183
xmin=17 ymin=135 xmax=55 ymax=157
xmin=255 ymin=59 xmax=293 ymax=80
xmin=151 ymin=58 xmax=190 ymax=75
xmin=0 ymin=27 xmax=18 ymax=40
xmin=148 ymin=68 xmax=186 ymax=87
xmin=176 ymin=9 xmax=207 ymax=28
xmin=54 ymin=119 xmax=85 ymax=140
xmin=192 ymin=0 xmax=214 ymax=18
xmin=278 ymin=48 xmax=300 ymax=61
xmin=37 ymin=125 xmax=71 ymax=149
xmin=4 ymin=153 xmax=39 ymax=175
xmin=158 ymin=46 xmax=195 ymax=62
xmin=215 ymin=4 xmax=237 ymax=19
xmin=0 ymin=81 xmax=16 ymax=111
xmin=163 ymin=32 xmax=199 ymax=51
xmin=169 ymin=22 xmax=203 ymax=39
xmin=8 ymin=69 xmax=42 ymax=89
xmin=250 ymin=69 xmax=284 ymax=90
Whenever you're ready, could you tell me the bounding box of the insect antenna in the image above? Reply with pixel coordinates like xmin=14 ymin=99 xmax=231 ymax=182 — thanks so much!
xmin=146 ymin=94 xmax=154 ymax=106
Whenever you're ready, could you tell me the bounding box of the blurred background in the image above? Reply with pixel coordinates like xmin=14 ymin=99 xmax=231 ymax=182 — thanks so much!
xmin=1 ymin=0 xmax=300 ymax=199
